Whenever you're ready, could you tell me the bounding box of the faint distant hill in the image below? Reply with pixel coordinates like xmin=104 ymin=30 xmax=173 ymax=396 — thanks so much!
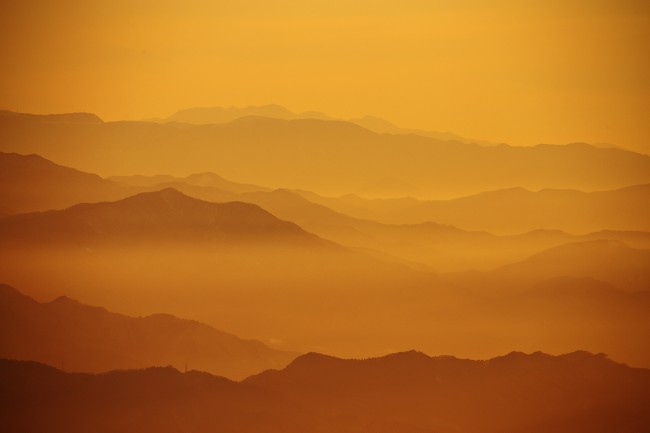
xmin=349 ymin=114 xmax=500 ymax=146
xmin=449 ymin=240 xmax=650 ymax=295
xmin=3 ymin=350 xmax=650 ymax=433
xmin=0 ymin=284 xmax=296 ymax=379
xmin=156 ymin=104 xmax=330 ymax=124
xmin=0 ymin=152 xmax=133 ymax=213
xmin=296 ymin=183 xmax=650 ymax=234
xmin=3 ymin=111 xmax=649 ymax=197
xmin=109 ymin=171 xmax=269 ymax=194
xmin=156 ymin=104 xmax=495 ymax=145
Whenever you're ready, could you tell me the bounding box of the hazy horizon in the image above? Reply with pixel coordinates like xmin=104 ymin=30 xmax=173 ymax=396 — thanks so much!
xmin=2 ymin=1 xmax=649 ymax=153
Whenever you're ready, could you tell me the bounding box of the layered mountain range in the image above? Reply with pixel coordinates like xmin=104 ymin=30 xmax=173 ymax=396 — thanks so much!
xmin=2 ymin=110 xmax=650 ymax=197
xmin=1 ymin=108 xmax=649 ymax=431
xmin=0 ymin=284 xmax=295 ymax=379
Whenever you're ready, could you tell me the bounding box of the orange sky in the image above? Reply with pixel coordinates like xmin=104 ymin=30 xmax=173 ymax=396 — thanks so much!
xmin=1 ymin=0 xmax=649 ymax=152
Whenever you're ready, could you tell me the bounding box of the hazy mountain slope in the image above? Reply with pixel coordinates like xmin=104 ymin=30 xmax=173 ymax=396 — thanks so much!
xmin=493 ymin=240 xmax=650 ymax=291
xmin=0 ymin=152 xmax=134 ymax=213
xmin=449 ymin=240 xmax=650 ymax=295
xmin=2 ymin=112 xmax=650 ymax=198
xmin=296 ymin=184 xmax=650 ymax=234
xmin=479 ymin=276 xmax=650 ymax=366
xmin=1 ymin=189 xmax=648 ymax=367
xmin=0 ymin=188 xmax=456 ymax=358
xmin=3 ymin=150 xmax=648 ymax=273
xmin=154 ymin=184 xmax=650 ymax=272
xmin=0 ymin=284 xmax=296 ymax=379
xmin=3 ymin=351 xmax=649 ymax=433
xmin=350 ymin=114 xmax=500 ymax=146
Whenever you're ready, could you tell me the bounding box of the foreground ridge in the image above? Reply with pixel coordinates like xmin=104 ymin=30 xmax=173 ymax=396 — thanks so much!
xmin=2 ymin=350 xmax=649 ymax=433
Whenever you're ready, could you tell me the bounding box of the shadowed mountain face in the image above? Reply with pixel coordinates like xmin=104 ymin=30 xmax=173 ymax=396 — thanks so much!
xmin=0 ymin=285 xmax=296 ymax=379
xmin=2 ymin=351 xmax=650 ymax=433
xmin=0 ymin=187 xmax=325 ymax=248
xmin=2 ymin=112 xmax=650 ymax=198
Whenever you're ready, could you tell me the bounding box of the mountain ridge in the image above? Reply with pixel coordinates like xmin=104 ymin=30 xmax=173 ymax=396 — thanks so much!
xmin=0 ymin=284 xmax=297 ymax=379
xmin=3 ymin=110 xmax=649 ymax=197
xmin=3 ymin=348 xmax=650 ymax=433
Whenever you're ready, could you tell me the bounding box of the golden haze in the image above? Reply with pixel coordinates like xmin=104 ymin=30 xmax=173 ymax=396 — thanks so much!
xmin=1 ymin=1 xmax=650 ymax=432
xmin=1 ymin=0 xmax=649 ymax=152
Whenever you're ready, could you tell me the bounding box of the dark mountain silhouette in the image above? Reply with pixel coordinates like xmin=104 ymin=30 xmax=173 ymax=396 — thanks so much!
xmin=296 ymin=183 xmax=650 ymax=234
xmin=247 ymin=350 xmax=650 ymax=433
xmin=449 ymin=240 xmax=650 ymax=295
xmin=0 ymin=188 xmax=327 ymax=248
xmin=2 ymin=111 xmax=650 ymax=197
xmin=0 ymin=284 xmax=296 ymax=379
xmin=3 ymin=351 xmax=650 ymax=433
xmin=0 ymin=359 xmax=316 ymax=433
xmin=0 ymin=152 xmax=134 ymax=213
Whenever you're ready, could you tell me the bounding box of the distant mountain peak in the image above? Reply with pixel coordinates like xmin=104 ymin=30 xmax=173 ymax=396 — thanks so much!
xmin=0 ymin=110 xmax=103 ymax=124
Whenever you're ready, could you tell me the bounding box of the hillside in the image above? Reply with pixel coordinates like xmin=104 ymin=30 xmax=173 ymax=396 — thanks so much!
xmin=2 ymin=351 xmax=650 ymax=433
xmin=0 ymin=284 xmax=296 ymax=379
